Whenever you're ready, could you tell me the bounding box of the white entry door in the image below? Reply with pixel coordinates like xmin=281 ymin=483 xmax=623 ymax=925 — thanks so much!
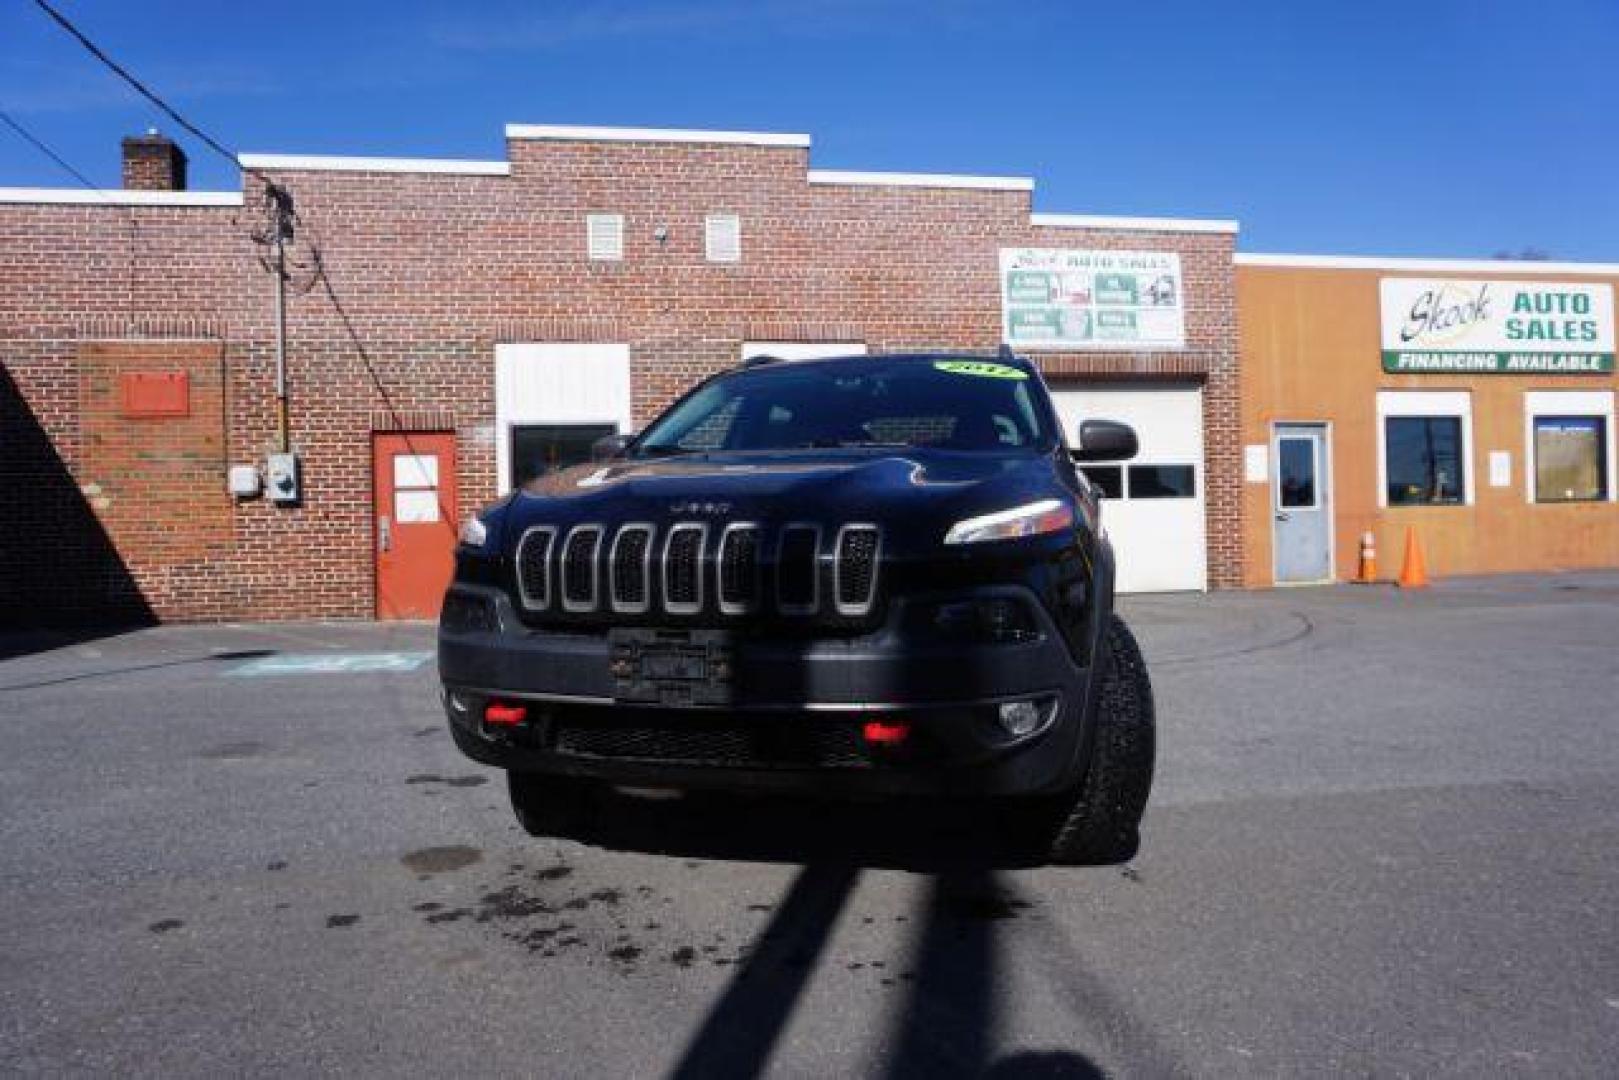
xmin=1049 ymin=383 xmax=1207 ymax=593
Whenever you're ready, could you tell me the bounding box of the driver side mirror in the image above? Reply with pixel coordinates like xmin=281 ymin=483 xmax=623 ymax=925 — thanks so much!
xmin=591 ymin=432 xmax=636 ymax=462
xmin=1070 ymin=419 xmax=1138 ymax=462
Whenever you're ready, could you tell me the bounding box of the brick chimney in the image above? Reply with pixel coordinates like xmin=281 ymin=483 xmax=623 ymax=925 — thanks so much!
xmin=121 ymin=129 xmax=187 ymax=191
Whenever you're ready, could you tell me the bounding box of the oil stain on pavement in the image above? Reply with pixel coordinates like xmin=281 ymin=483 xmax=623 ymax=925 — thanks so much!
xmin=402 ymin=849 xmax=1038 ymax=989
xmin=401 ymin=846 xmax=483 ymax=875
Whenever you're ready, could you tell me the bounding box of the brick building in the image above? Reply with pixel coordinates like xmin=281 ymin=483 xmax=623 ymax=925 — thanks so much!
xmin=1 ymin=122 xmax=1241 ymax=624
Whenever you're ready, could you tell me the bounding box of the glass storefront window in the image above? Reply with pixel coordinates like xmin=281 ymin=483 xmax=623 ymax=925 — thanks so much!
xmin=1385 ymin=416 xmax=1466 ymax=506
xmin=1534 ymin=416 xmax=1607 ymax=502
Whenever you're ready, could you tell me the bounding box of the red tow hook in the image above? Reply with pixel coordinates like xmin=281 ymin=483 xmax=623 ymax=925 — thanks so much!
xmin=484 ymin=702 xmax=528 ymax=726
xmin=862 ymin=719 xmax=911 ymax=747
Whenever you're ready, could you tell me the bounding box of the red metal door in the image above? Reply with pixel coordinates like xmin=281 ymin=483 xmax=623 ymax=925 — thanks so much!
xmin=372 ymin=432 xmax=457 ymax=620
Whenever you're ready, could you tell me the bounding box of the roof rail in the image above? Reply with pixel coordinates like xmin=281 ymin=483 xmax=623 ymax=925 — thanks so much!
xmin=997 ymin=343 xmax=1018 ymax=362
xmin=741 ymin=353 xmax=784 ymax=368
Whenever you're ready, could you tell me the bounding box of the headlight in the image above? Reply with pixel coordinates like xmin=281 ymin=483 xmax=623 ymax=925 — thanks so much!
xmin=944 ymin=498 xmax=1074 ymax=545
xmin=458 ymin=514 xmax=489 ymax=548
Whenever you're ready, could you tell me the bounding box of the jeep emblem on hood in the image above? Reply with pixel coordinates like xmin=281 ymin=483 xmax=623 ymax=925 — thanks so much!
xmin=670 ymin=500 xmax=732 ymax=515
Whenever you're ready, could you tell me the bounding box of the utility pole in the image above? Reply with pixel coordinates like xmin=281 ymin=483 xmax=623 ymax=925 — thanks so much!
xmin=265 ymin=184 xmax=296 ymax=454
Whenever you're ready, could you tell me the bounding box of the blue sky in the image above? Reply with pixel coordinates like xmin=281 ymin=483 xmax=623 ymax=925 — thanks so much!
xmin=3 ymin=0 xmax=1616 ymax=259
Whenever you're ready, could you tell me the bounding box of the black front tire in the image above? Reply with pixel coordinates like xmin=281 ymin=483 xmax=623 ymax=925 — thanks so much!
xmin=508 ymin=771 xmax=596 ymax=838
xmin=1013 ymin=614 xmax=1156 ymax=866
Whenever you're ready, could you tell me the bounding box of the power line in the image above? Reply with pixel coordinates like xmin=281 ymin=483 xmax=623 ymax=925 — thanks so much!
xmin=27 ymin=0 xmax=296 ymax=270
xmin=25 ymin=2 xmax=425 ymax=474
xmin=31 ymin=0 xmax=259 ymax=180
xmin=0 ymin=104 xmax=142 ymax=330
xmin=0 ymin=107 xmax=108 ymax=195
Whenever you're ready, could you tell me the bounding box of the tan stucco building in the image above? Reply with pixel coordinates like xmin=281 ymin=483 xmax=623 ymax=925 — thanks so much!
xmin=1238 ymin=254 xmax=1619 ymax=586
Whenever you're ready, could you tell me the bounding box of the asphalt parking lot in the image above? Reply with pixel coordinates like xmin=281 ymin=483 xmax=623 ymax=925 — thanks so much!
xmin=2 ymin=574 xmax=1617 ymax=1077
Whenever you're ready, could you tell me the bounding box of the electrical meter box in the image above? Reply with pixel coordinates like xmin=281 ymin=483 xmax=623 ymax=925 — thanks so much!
xmin=266 ymin=452 xmax=301 ymax=505
xmin=228 ymin=465 xmax=262 ymax=498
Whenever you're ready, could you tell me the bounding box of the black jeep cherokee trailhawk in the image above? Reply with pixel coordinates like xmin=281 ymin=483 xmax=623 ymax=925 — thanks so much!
xmin=439 ymin=351 xmax=1155 ymax=864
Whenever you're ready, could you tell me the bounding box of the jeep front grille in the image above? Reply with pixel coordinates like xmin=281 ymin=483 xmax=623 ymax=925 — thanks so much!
xmin=609 ymin=525 xmax=653 ymax=613
xmin=717 ymin=524 xmax=760 ymax=614
xmin=776 ymin=525 xmax=820 ymax=614
xmin=515 ymin=526 xmax=556 ymax=610
xmin=553 ymin=709 xmax=870 ymax=769
xmin=834 ymin=524 xmax=881 ymax=616
xmin=514 ymin=521 xmax=880 ymax=623
xmin=662 ymin=524 xmax=707 ymax=614
xmin=561 ymin=526 xmax=602 ymax=611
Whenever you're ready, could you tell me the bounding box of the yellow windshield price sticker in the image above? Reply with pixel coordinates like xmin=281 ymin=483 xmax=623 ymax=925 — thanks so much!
xmin=933 ymin=360 xmax=1027 ymax=380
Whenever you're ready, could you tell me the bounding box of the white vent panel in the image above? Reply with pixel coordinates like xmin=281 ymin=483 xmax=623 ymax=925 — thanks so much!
xmin=586 ymin=213 xmax=624 ymax=261
xmin=705 ymin=214 xmax=741 ymax=263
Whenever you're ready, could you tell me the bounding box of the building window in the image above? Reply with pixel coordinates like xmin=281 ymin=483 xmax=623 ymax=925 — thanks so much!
xmin=1525 ymin=390 xmax=1615 ymax=505
xmin=1533 ymin=416 xmax=1608 ymax=502
xmin=586 ymin=213 xmax=624 ymax=261
xmin=1080 ymin=464 xmax=1196 ymax=500
xmin=1377 ymin=390 xmax=1472 ymax=508
xmin=1080 ymin=465 xmax=1122 ymax=499
xmin=705 ymin=214 xmax=741 ymax=263
xmin=1127 ymin=464 xmax=1196 ymax=499
xmin=510 ymin=423 xmax=617 ymax=489
xmin=1277 ymin=437 xmax=1317 ymax=508
xmin=1385 ymin=416 xmax=1466 ymax=505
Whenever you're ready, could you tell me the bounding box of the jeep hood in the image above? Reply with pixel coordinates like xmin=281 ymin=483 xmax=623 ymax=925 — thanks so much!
xmin=502 ymin=448 xmax=1069 ymax=555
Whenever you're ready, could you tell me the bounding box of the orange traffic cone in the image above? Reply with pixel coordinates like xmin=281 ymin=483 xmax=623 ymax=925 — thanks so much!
xmin=1397 ymin=526 xmax=1429 ymax=589
xmin=1353 ymin=531 xmax=1378 ymax=584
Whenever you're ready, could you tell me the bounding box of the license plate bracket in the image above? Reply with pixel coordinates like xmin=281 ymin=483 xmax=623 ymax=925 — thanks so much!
xmin=609 ymin=627 xmax=735 ymax=706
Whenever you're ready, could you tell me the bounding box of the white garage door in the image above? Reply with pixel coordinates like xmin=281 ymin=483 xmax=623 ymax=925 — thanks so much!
xmin=494 ymin=344 xmax=632 ymax=493
xmin=1050 ymin=383 xmax=1207 ymax=593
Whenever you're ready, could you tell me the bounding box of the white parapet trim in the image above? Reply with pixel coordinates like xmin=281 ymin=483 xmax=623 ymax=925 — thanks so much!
xmin=238 ymin=153 xmax=511 ymax=176
xmin=1032 ymin=212 xmax=1239 ymax=234
xmin=505 ymin=123 xmax=811 ymax=148
xmin=0 ymin=187 xmax=243 ymax=207
xmin=807 ymin=169 xmax=1034 ymax=192
xmin=1236 ymin=252 xmax=1619 ymax=275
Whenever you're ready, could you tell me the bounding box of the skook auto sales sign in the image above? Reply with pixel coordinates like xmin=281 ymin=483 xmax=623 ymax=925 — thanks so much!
xmin=1380 ymin=278 xmax=1615 ymax=374
xmin=1001 ymin=249 xmax=1186 ymax=350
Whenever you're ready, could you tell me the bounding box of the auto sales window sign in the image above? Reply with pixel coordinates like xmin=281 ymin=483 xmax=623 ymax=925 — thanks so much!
xmin=1380 ymin=278 xmax=1615 ymax=374
xmin=1001 ymin=249 xmax=1186 ymax=350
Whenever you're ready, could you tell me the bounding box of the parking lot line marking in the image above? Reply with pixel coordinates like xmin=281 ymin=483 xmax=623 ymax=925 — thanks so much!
xmin=226 ymin=651 xmax=434 ymax=677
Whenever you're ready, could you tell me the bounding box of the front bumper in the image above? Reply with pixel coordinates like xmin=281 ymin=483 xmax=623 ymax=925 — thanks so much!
xmin=438 ymin=583 xmax=1097 ymax=797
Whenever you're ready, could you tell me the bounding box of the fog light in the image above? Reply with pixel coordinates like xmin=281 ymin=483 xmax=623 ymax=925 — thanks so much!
xmin=997 ymin=698 xmax=1052 ymax=737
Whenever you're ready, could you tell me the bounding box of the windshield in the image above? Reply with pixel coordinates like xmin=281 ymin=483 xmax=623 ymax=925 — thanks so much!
xmin=635 ymin=358 xmax=1053 ymax=456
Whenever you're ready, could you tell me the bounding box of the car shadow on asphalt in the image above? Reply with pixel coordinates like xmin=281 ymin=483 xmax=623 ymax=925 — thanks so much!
xmin=668 ymin=862 xmax=1106 ymax=1078
xmin=555 ymin=791 xmax=1116 ymax=1075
